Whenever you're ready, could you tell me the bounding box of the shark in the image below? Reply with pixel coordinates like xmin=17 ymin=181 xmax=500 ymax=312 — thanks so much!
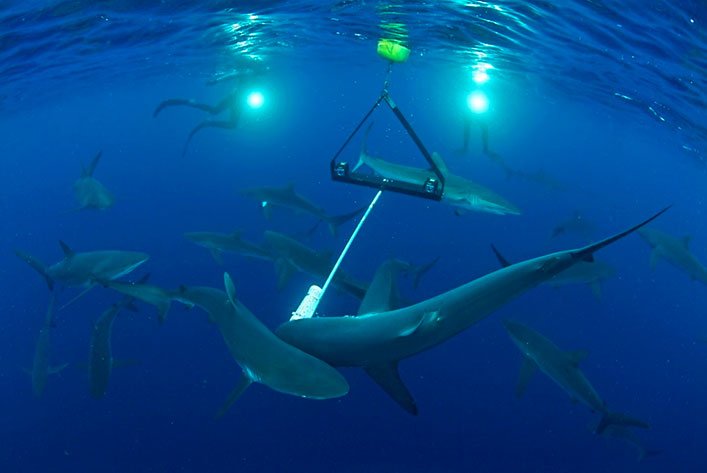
xmin=638 ymin=226 xmax=707 ymax=284
xmin=29 ymin=291 xmax=68 ymax=397
xmin=240 ymin=184 xmax=364 ymax=236
xmin=264 ymin=230 xmax=368 ymax=299
xmin=15 ymin=241 xmax=149 ymax=291
xmin=594 ymin=422 xmax=660 ymax=462
xmin=184 ymin=231 xmax=273 ymax=265
xmin=355 ymin=147 xmax=521 ymax=216
xmin=96 ymin=277 xmax=175 ymax=324
xmin=503 ymin=320 xmax=649 ymax=434
xmin=171 ymin=274 xmax=349 ymax=417
xmin=491 ymin=245 xmax=615 ymax=300
xmin=88 ymin=296 xmax=138 ymax=399
xmin=73 ymin=151 xmax=115 ymax=211
xmin=274 ymin=207 xmax=668 ymax=415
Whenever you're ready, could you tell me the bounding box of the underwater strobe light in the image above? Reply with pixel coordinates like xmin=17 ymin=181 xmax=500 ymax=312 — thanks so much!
xmin=246 ymin=91 xmax=265 ymax=109
xmin=466 ymin=90 xmax=489 ymax=114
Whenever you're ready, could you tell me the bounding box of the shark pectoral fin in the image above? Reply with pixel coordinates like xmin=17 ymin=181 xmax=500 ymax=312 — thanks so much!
xmin=261 ymin=201 xmax=272 ymax=220
xmin=589 ymin=281 xmax=602 ymax=300
xmin=364 ymin=362 xmax=418 ymax=415
xmin=156 ymin=300 xmax=171 ymax=325
xmin=398 ymin=311 xmax=437 ymax=337
xmin=516 ymin=356 xmax=537 ymax=398
xmin=682 ymin=235 xmax=692 ymax=248
xmin=649 ymin=250 xmax=659 ymax=270
xmin=223 ymin=272 xmax=237 ymax=307
xmin=209 ymin=248 xmax=224 ymax=265
xmin=215 ymin=375 xmax=253 ymax=419
xmin=59 ymin=285 xmax=95 ymax=311
xmin=49 ymin=363 xmax=69 ymax=375
xmin=274 ymin=258 xmax=295 ymax=290
xmin=567 ymin=350 xmax=589 ymax=366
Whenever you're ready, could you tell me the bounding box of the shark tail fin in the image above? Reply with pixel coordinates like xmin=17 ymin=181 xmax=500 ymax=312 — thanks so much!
xmin=14 ymin=250 xmax=53 ymax=290
xmin=573 ymin=207 xmax=670 ymax=263
xmin=596 ymin=411 xmax=650 ymax=435
xmin=408 ymin=256 xmax=440 ymax=289
xmin=326 ymin=206 xmax=365 ymax=237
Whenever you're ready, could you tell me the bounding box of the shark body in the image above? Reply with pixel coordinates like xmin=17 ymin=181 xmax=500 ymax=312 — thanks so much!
xmin=504 ymin=320 xmax=649 ymax=434
xmin=184 ymin=231 xmax=273 ymax=265
xmin=171 ymin=277 xmax=349 ymax=416
xmin=15 ymin=241 xmax=148 ymax=291
xmin=264 ymin=230 xmax=368 ymax=299
xmin=88 ymin=297 xmax=136 ymax=399
xmin=355 ymin=148 xmax=520 ymax=216
xmin=73 ymin=151 xmax=114 ymax=210
xmin=639 ymin=227 xmax=707 ymax=284
xmin=30 ymin=292 xmax=67 ymax=397
xmin=275 ymin=208 xmax=667 ymax=414
xmin=240 ymin=184 xmax=362 ymax=236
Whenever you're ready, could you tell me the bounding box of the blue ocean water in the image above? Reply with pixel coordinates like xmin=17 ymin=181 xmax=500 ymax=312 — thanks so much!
xmin=1 ymin=1 xmax=705 ymax=472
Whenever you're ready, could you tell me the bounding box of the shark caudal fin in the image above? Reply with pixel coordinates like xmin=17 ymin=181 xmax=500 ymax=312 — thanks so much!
xmin=325 ymin=206 xmax=366 ymax=237
xmin=408 ymin=256 xmax=440 ymax=289
xmin=571 ymin=207 xmax=671 ymax=263
xmin=14 ymin=250 xmax=53 ymax=290
xmin=596 ymin=411 xmax=650 ymax=435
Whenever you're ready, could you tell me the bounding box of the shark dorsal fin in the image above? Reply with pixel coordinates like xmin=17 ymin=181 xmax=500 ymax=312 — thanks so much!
xmin=430 ymin=152 xmax=449 ymax=178
xmin=82 ymin=151 xmax=102 ymax=177
xmin=490 ymin=244 xmax=512 ymax=267
xmin=365 ymin=362 xmax=418 ymax=415
xmin=682 ymin=235 xmax=691 ymax=249
xmin=59 ymin=241 xmax=75 ymax=257
xmin=285 ymin=182 xmax=296 ymax=194
xmin=231 ymin=230 xmax=243 ymax=239
xmin=567 ymin=350 xmax=589 ymax=366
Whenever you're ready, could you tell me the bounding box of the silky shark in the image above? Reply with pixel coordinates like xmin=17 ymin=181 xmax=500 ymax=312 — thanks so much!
xmin=491 ymin=246 xmax=615 ymax=300
xmin=264 ymin=230 xmax=368 ymax=299
xmin=240 ymin=184 xmax=364 ymax=236
xmin=15 ymin=241 xmax=149 ymax=291
xmin=355 ymin=147 xmax=520 ymax=216
xmin=29 ymin=292 xmax=68 ymax=397
xmin=503 ymin=320 xmax=649 ymax=434
xmin=88 ymin=296 xmax=138 ymax=399
xmin=171 ymin=275 xmax=349 ymax=417
xmin=73 ymin=151 xmax=115 ymax=211
xmin=97 ymin=277 xmax=175 ymax=324
xmin=638 ymin=227 xmax=707 ymax=284
xmin=275 ymin=208 xmax=668 ymax=414
xmin=184 ymin=231 xmax=273 ymax=265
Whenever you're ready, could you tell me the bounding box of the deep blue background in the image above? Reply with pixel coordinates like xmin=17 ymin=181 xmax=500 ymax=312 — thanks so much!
xmin=1 ymin=20 xmax=706 ymax=473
